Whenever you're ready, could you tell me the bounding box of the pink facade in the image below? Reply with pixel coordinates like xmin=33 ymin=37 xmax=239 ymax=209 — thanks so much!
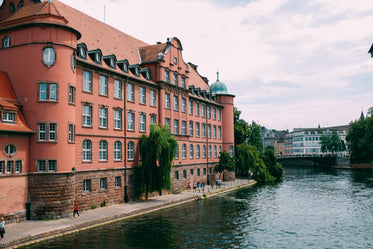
xmin=0 ymin=0 xmax=235 ymax=220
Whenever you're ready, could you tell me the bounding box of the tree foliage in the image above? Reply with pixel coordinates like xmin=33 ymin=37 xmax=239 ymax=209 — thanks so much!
xmin=346 ymin=112 xmax=373 ymax=163
xmin=139 ymin=124 xmax=177 ymax=200
xmin=260 ymin=146 xmax=283 ymax=180
xmin=320 ymin=132 xmax=346 ymax=154
xmin=234 ymin=107 xmax=283 ymax=183
xmin=248 ymin=121 xmax=263 ymax=152
xmin=234 ymin=107 xmax=250 ymax=145
xmin=214 ymin=151 xmax=235 ymax=179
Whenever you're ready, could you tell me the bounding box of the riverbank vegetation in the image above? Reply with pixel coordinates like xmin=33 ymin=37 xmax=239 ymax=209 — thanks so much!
xmin=234 ymin=108 xmax=283 ymax=183
xmin=346 ymin=107 xmax=373 ymax=163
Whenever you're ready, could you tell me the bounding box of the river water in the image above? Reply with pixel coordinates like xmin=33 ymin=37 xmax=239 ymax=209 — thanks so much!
xmin=22 ymin=167 xmax=373 ymax=249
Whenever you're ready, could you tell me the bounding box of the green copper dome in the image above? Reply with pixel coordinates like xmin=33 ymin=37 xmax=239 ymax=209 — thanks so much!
xmin=210 ymin=71 xmax=228 ymax=95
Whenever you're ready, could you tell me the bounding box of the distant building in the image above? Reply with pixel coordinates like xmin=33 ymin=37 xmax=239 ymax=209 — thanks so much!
xmin=0 ymin=0 xmax=234 ymax=220
xmin=289 ymin=125 xmax=349 ymax=156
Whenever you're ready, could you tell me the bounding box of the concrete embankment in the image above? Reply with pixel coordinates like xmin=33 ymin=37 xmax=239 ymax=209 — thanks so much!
xmin=0 ymin=179 xmax=256 ymax=249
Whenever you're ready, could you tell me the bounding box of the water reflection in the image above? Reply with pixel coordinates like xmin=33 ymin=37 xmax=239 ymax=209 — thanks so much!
xmin=21 ymin=167 xmax=373 ymax=249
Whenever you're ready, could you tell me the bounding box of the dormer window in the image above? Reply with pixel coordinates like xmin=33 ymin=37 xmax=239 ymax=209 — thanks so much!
xmin=2 ymin=111 xmax=16 ymax=123
xmin=43 ymin=47 xmax=56 ymax=67
xmin=88 ymin=49 xmax=103 ymax=64
xmin=2 ymin=36 xmax=10 ymax=48
xmin=77 ymin=43 xmax=87 ymax=59
xmin=95 ymin=53 xmax=101 ymax=63
xmin=103 ymin=55 xmax=117 ymax=69
xmin=129 ymin=65 xmax=140 ymax=77
xmin=117 ymin=59 xmax=129 ymax=73
xmin=140 ymin=68 xmax=151 ymax=80
xmin=189 ymin=85 xmax=195 ymax=95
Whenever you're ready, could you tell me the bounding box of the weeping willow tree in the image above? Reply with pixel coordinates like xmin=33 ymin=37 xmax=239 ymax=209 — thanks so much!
xmin=139 ymin=124 xmax=178 ymax=200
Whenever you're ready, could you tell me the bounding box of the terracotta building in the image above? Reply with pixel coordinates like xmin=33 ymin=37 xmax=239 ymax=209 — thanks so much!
xmin=0 ymin=0 xmax=235 ymax=220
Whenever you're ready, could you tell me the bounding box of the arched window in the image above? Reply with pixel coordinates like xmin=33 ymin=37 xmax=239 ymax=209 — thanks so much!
xmin=182 ymin=144 xmax=186 ymax=159
xmin=189 ymin=144 xmax=194 ymax=159
xmin=229 ymin=145 xmax=234 ymax=157
xmin=114 ymin=141 xmax=122 ymax=161
xmin=82 ymin=139 xmax=92 ymax=162
xmin=196 ymin=145 xmax=200 ymax=159
xmin=99 ymin=140 xmax=108 ymax=161
xmin=128 ymin=141 xmax=135 ymax=160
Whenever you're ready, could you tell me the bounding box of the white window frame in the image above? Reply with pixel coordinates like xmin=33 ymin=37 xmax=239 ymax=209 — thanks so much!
xmin=114 ymin=79 xmax=122 ymax=99
xmin=189 ymin=144 xmax=194 ymax=159
xmin=174 ymin=119 xmax=179 ymax=134
xmin=128 ymin=141 xmax=135 ymax=160
xmin=100 ymin=177 xmax=107 ymax=190
xmin=99 ymin=75 xmax=108 ymax=96
xmin=99 ymin=107 xmax=108 ymax=128
xmin=139 ymin=87 xmax=146 ymax=104
xmin=196 ymin=145 xmax=200 ymax=159
xmin=173 ymin=96 xmax=179 ymax=111
xmin=182 ymin=120 xmax=186 ymax=135
xmin=114 ymin=110 xmax=122 ymax=130
xmin=99 ymin=140 xmax=108 ymax=161
xmin=165 ymin=93 xmax=170 ymax=109
xmin=82 ymin=139 xmax=92 ymax=162
xmin=83 ymin=179 xmax=91 ymax=192
xmin=189 ymin=100 xmax=193 ymax=115
xmin=127 ymin=112 xmax=134 ymax=131
xmin=181 ymin=98 xmax=186 ymax=112
xmin=83 ymin=70 xmax=92 ymax=92
xmin=140 ymin=114 xmax=146 ymax=132
xmin=114 ymin=141 xmax=122 ymax=161
xmin=182 ymin=144 xmax=186 ymax=159
xmin=165 ymin=70 xmax=169 ymax=83
xmin=127 ymin=83 xmax=134 ymax=101
xmin=189 ymin=122 xmax=193 ymax=136
xmin=150 ymin=90 xmax=156 ymax=106
xmin=82 ymin=105 xmax=92 ymax=127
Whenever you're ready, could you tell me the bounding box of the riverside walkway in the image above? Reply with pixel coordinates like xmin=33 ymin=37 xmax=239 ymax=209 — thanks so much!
xmin=0 ymin=178 xmax=256 ymax=249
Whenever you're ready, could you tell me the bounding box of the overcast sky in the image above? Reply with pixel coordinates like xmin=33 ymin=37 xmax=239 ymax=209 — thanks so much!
xmin=59 ymin=0 xmax=373 ymax=131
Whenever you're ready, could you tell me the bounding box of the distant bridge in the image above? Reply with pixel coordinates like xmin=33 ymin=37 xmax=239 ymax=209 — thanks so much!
xmin=277 ymin=155 xmax=351 ymax=167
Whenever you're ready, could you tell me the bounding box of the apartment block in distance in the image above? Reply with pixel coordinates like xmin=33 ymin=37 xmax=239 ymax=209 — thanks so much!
xmin=0 ymin=0 xmax=235 ymax=220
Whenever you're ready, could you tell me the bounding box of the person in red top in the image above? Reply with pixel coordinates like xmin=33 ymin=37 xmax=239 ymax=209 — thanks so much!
xmin=73 ymin=202 xmax=79 ymax=218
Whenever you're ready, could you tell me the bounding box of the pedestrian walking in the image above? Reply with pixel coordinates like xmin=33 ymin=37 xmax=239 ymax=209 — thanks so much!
xmin=0 ymin=217 xmax=5 ymax=240
xmin=201 ymin=182 xmax=205 ymax=192
xmin=73 ymin=202 xmax=80 ymax=218
xmin=211 ymin=182 xmax=214 ymax=191
xmin=193 ymin=182 xmax=197 ymax=192
xmin=197 ymin=181 xmax=201 ymax=192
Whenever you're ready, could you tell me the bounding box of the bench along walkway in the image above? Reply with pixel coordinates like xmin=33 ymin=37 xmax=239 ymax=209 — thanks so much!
xmin=0 ymin=179 xmax=256 ymax=249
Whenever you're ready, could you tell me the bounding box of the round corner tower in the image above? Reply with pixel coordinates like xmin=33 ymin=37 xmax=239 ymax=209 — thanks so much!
xmin=210 ymin=72 xmax=235 ymax=156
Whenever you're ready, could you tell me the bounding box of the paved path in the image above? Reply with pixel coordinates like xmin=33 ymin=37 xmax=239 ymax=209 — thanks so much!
xmin=0 ymin=179 xmax=256 ymax=249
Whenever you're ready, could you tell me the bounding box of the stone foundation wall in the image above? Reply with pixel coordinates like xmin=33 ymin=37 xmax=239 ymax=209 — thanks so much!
xmin=28 ymin=168 xmax=138 ymax=219
xmin=28 ymin=173 xmax=76 ymax=219
xmin=74 ymin=169 xmax=126 ymax=211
